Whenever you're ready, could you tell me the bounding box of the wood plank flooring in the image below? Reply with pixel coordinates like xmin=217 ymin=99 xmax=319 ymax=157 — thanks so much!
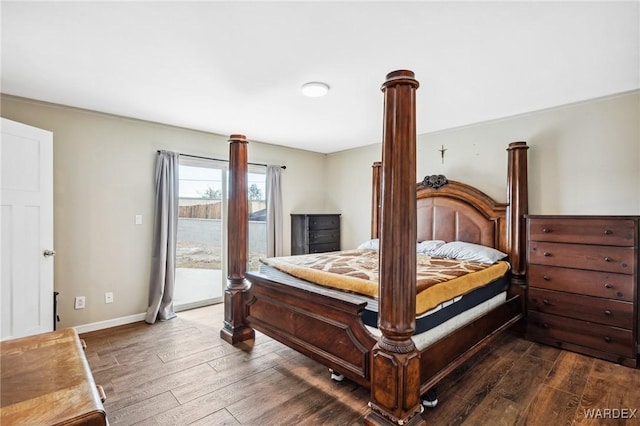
xmin=81 ymin=304 xmax=640 ymax=425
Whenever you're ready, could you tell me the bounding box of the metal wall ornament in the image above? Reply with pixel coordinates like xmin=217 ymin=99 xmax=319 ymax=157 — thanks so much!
xmin=421 ymin=174 xmax=449 ymax=189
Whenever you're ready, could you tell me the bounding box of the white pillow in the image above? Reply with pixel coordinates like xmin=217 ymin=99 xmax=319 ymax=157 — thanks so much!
xmin=357 ymin=239 xmax=380 ymax=250
xmin=430 ymin=241 xmax=507 ymax=263
xmin=416 ymin=240 xmax=446 ymax=254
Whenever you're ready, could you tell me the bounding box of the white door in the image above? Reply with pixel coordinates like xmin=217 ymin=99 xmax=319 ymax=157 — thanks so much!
xmin=1 ymin=118 xmax=54 ymax=340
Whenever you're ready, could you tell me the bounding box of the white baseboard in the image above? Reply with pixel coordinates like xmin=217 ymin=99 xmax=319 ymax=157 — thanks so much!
xmin=72 ymin=300 xmax=222 ymax=335
xmin=175 ymin=298 xmax=222 ymax=312
xmin=73 ymin=312 xmax=147 ymax=335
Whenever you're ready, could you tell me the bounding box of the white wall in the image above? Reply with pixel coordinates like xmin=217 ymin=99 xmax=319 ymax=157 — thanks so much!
xmin=1 ymin=95 xmax=328 ymax=329
xmin=2 ymin=90 xmax=638 ymax=328
xmin=328 ymin=90 xmax=640 ymax=250
xmin=324 ymin=145 xmax=379 ymax=250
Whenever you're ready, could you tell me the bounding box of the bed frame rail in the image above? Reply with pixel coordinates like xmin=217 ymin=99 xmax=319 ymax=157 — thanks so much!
xmin=418 ymin=295 xmax=522 ymax=394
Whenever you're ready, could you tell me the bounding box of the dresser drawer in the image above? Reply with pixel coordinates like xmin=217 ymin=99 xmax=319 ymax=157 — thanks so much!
xmin=528 ymin=241 xmax=635 ymax=274
xmin=528 ymin=218 xmax=636 ymax=246
xmin=309 ymin=216 xmax=340 ymax=230
xmin=309 ymin=229 xmax=339 ymax=245
xmin=528 ymin=311 xmax=635 ymax=358
xmin=309 ymin=242 xmax=340 ymax=253
xmin=528 ymin=264 xmax=634 ymax=301
xmin=528 ymin=288 xmax=634 ymax=329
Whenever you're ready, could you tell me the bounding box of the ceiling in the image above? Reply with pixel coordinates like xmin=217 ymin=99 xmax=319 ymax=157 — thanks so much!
xmin=2 ymin=1 xmax=638 ymax=154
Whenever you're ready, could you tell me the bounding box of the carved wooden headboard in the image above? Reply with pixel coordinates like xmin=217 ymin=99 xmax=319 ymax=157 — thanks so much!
xmin=371 ymin=141 xmax=529 ymax=282
xmin=416 ymin=176 xmax=507 ymax=252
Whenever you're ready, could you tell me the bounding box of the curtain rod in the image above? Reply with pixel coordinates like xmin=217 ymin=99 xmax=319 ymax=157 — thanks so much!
xmin=157 ymin=151 xmax=286 ymax=169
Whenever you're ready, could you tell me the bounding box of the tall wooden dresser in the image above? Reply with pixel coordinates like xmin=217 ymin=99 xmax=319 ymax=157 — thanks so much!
xmin=291 ymin=214 xmax=340 ymax=255
xmin=526 ymin=215 xmax=639 ymax=367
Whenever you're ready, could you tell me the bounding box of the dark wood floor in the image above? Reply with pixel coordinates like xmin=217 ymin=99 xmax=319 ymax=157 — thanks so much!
xmin=81 ymin=303 xmax=640 ymax=425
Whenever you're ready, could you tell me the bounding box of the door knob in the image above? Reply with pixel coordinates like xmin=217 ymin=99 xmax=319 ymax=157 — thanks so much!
xmin=43 ymin=249 xmax=56 ymax=257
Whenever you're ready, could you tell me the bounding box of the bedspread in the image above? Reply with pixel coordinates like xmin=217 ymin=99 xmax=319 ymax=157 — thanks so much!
xmin=260 ymin=249 xmax=509 ymax=314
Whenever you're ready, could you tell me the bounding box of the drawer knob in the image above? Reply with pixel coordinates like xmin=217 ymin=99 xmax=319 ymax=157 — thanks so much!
xmin=604 ymin=283 xmax=613 ymax=289
xmin=542 ymin=299 xmax=550 ymax=305
xmin=603 ymin=336 xmax=611 ymax=343
xmin=604 ymin=256 xmax=612 ymax=262
xmin=604 ymin=229 xmax=612 ymax=235
xmin=543 ymin=252 xmax=551 ymax=257
xmin=604 ymin=310 xmax=612 ymax=316
xmin=543 ymin=275 xmax=551 ymax=281
xmin=542 ymin=323 xmax=549 ymax=329
xmin=542 ymin=228 xmax=551 ymax=233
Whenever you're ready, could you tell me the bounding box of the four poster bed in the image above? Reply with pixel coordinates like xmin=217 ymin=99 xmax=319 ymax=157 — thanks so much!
xmin=221 ymin=70 xmax=528 ymax=426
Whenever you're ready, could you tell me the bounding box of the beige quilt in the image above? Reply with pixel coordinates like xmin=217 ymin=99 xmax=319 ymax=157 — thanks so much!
xmin=260 ymin=249 xmax=509 ymax=314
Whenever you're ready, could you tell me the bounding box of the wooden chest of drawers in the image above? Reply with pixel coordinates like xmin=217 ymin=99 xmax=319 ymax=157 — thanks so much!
xmin=526 ymin=215 xmax=639 ymax=367
xmin=291 ymin=214 xmax=341 ymax=255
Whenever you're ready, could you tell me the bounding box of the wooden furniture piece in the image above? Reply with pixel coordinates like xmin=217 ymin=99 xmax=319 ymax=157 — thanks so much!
xmin=291 ymin=213 xmax=341 ymax=255
xmin=1 ymin=327 xmax=107 ymax=425
xmin=526 ymin=215 xmax=639 ymax=367
xmin=221 ymin=70 xmax=529 ymax=426
xmin=220 ymin=134 xmax=255 ymax=345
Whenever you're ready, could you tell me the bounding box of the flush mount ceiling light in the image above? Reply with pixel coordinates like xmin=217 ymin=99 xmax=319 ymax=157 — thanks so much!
xmin=301 ymin=82 xmax=330 ymax=97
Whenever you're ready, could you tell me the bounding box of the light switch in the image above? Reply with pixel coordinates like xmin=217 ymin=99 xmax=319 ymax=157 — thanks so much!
xmin=135 ymin=214 xmax=143 ymax=225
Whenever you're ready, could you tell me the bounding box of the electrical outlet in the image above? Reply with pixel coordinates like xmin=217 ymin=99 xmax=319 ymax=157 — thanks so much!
xmin=74 ymin=296 xmax=86 ymax=310
xmin=105 ymin=292 xmax=114 ymax=304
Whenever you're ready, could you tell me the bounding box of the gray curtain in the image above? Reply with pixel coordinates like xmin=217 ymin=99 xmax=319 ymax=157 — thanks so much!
xmin=145 ymin=150 xmax=179 ymax=324
xmin=266 ymin=165 xmax=283 ymax=257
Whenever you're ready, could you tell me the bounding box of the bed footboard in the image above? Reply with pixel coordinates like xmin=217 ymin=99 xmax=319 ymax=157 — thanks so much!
xmin=245 ymin=272 xmax=378 ymax=387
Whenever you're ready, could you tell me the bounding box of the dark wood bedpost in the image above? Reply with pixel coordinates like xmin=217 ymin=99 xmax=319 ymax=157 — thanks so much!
xmin=371 ymin=161 xmax=382 ymax=239
xmin=220 ymin=134 xmax=255 ymax=345
xmin=365 ymin=71 xmax=426 ymax=426
xmin=506 ymin=141 xmax=529 ymax=285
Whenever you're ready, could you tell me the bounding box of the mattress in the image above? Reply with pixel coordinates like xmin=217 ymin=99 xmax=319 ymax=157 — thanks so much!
xmin=367 ymin=292 xmax=507 ymax=351
xmin=361 ymin=273 xmax=509 ymax=334
xmin=259 ymin=249 xmax=509 ymax=315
